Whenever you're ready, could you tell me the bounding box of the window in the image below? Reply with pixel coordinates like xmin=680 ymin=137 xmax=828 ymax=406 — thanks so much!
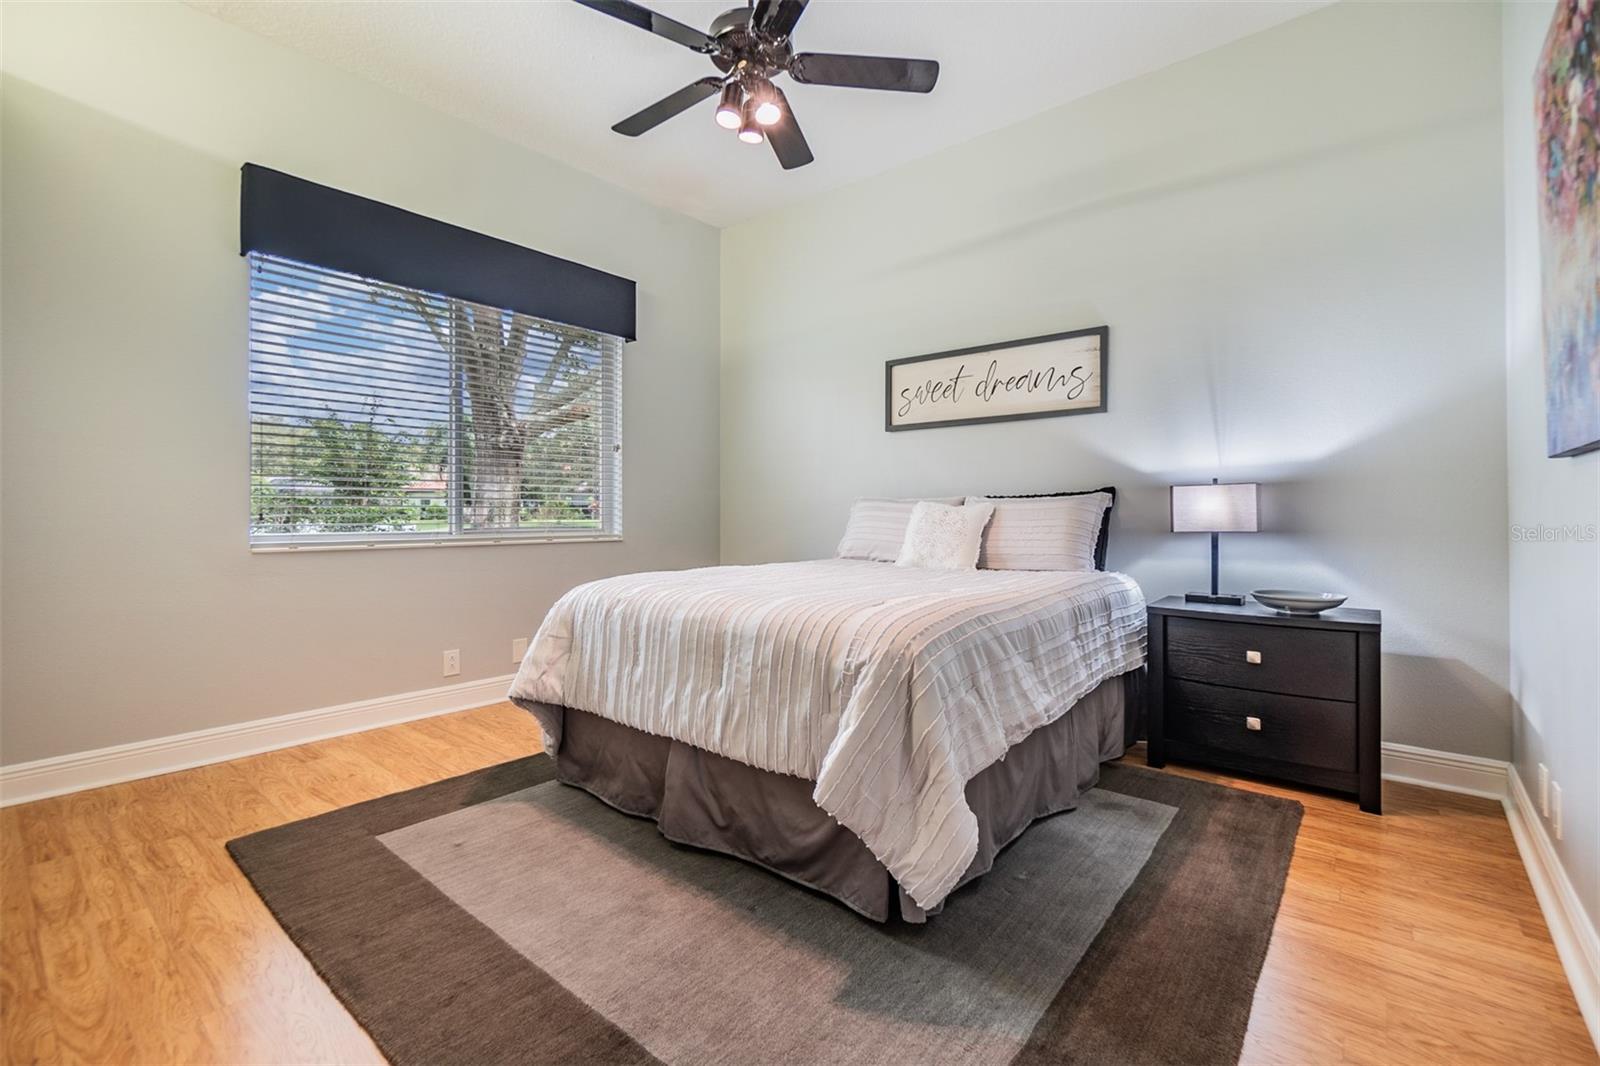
xmin=248 ymin=253 xmax=622 ymax=549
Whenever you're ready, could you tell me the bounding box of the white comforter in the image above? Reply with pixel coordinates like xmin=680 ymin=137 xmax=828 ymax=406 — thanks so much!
xmin=509 ymin=559 xmax=1146 ymax=910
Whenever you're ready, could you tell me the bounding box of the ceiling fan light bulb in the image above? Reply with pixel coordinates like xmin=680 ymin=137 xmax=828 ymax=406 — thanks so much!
xmin=754 ymin=99 xmax=782 ymax=126
xmin=715 ymin=83 xmax=743 ymax=130
xmin=738 ymin=97 xmax=764 ymax=143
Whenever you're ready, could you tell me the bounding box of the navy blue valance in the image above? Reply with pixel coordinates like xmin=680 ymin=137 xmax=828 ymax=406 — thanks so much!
xmin=239 ymin=164 xmax=636 ymax=341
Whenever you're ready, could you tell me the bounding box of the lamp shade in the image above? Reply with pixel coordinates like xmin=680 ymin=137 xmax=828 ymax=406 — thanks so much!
xmin=1171 ymin=482 xmax=1259 ymax=533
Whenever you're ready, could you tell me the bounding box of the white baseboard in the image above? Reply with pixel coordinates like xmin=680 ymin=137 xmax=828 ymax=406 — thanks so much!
xmin=1366 ymin=745 xmax=1596 ymax=1049
xmin=0 ymin=673 xmax=517 ymax=807
xmin=1380 ymin=741 xmax=1509 ymax=800
xmin=0 ymin=718 xmax=1521 ymax=809
xmin=2 ymin=710 xmax=1595 ymax=1048
xmin=1504 ymin=765 xmax=1600 ymax=1050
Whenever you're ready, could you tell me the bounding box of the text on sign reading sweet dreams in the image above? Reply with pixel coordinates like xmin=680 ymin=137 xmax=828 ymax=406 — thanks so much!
xmin=896 ymin=359 xmax=1093 ymax=417
xmin=889 ymin=333 xmax=1104 ymax=427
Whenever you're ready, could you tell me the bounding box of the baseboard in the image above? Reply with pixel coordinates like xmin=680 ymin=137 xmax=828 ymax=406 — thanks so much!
xmin=0 ymin=673 xmax=517 ymax=807
xmin=1365 ymin=745 xmax=1596 ymax=1047
xmin=2 ymin=708 xmax=1595 ymax=1046
xmin=1380 ymin=741 xmax=1509 ymax=800
xmin=1504 ymin=766 xmax=1600 ymax=1049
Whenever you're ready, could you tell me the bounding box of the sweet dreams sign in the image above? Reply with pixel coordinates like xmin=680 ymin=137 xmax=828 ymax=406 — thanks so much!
xmin=885 ymin=327 xmax=1108 ymax=431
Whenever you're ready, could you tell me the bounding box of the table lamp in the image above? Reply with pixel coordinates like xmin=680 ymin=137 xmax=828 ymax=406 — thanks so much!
xmin=1170 ymin=479 xmax=1259 ymax=605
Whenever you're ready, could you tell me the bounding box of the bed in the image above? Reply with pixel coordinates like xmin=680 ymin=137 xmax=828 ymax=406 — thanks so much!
xmin=509 ymin=548 xmax=1147 ymax=923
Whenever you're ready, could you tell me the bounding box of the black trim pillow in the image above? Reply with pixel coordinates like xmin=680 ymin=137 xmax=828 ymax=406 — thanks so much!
xmin=972 ymin=487 xmax=1116 ymax=570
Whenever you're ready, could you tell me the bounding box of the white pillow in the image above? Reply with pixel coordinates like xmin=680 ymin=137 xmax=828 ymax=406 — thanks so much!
xmin=966 ymin=492 xmax=1111 ymax=571
xmin=895 ymin=501 xmax=995 ymax=571
xmin=836 ymin=497 xmax=965 ymax=562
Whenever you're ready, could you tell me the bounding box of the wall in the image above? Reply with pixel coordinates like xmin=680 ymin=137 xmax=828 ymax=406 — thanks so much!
xmin=1502 ymin=0 xmax=1600 ymax=932
xmin=721 ymin=1 xmax=1510 ymax=757
xmin=0 ymin=1 xmax=721 ymax=764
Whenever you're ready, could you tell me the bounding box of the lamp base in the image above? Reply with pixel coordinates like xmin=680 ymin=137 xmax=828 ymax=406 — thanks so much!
xmin=1185 ymin=591 xmax=1246 ymax=606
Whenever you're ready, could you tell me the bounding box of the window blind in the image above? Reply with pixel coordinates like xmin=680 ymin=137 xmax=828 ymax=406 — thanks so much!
xmin=248 ymin=253 xmax=622 ymax=549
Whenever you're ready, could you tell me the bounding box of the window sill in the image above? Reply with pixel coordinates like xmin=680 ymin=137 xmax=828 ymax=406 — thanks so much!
xmin=250 ymin=533 xmax=624 ymax=554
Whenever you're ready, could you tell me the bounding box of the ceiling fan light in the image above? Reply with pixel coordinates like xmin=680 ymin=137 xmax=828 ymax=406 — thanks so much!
xmin=749 ymin=79 xmax=783 ymax=126
xmin=738 ymin=99 xmax=764 ymax=144
xmin=714 ymin=83 xmax=742 ymax=130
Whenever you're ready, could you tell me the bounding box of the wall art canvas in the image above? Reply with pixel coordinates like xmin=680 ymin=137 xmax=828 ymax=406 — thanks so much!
xmin=1537 ymin=0 xmax=1600 ymax=457
xmin=885 ymin=327 xmax=1107 ymax=432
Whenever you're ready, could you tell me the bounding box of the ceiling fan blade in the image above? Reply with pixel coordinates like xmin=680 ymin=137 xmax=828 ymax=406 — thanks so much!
xmin=753 ymin=0 xmax=809 ymax=39
xmin=612 ymin=77 xmax=723 ymax=136
xmin=766 ymin=88 xmax=814 ymax=169
xmin=572 ymin=0 xmax=717 ymax=53
xmin=790 ymin=53 xmax=939 ymax=93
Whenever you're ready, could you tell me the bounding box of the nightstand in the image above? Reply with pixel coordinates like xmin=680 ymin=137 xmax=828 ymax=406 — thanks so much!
xmin=1145 ymin=595 xmax=1382 ymax=813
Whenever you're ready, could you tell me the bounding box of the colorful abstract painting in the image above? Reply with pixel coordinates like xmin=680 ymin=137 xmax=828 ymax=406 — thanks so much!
xmin=1537 ymin=0 xmax=1600 ymax=457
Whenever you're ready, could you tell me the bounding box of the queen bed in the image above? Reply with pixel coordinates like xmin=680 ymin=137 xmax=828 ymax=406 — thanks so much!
xmin=509 ymin=492 xmax=1147 ymax=922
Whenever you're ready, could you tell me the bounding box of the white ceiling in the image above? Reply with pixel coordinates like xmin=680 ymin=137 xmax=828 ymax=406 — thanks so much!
xmin=190 ymin=0 xmax=1325 ymax=227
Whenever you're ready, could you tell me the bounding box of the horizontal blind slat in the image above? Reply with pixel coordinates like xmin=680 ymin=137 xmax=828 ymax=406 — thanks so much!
xmin=248 ymin=252 xmax=622 ymax=545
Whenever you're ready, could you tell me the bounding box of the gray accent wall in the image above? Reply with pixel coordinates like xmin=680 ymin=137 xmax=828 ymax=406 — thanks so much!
xmin=1502 ymin=0 xmax=1600 ymax=936
xmin=720 ymin=2 xmax=1512 ymax=758
xmin=0 ymin=2 xmax=721 ymax=764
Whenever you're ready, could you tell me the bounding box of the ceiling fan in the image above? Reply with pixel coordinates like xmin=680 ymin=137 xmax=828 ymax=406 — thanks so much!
xmin=573 ymin=0 xmax=940 ymax=170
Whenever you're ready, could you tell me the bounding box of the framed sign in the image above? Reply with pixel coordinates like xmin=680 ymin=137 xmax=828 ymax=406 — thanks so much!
xmin=885 ymin=326 xmax=1108 ymax=432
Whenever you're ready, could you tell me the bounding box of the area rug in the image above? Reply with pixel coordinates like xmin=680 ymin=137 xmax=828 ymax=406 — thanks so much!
xmin=229 ymin=757 xmax=1301 ymax=1066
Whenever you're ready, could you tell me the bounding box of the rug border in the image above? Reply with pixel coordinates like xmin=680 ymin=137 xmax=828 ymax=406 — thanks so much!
xmin=1014 ymin=762 xmax=1304 ymax=1065
xmin=228 ymin=756 xmax=661 ymax=1066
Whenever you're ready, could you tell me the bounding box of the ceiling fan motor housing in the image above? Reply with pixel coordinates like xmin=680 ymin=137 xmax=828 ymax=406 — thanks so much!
xmin=709 ymin=9 xmax=793 ymax=81
xmin=708 ymin=7 xmax=751 ymax=38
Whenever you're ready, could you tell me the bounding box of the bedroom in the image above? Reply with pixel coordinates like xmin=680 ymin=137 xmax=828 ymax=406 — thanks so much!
xmin=1 ymin=0 xmax=1597 ymax=1062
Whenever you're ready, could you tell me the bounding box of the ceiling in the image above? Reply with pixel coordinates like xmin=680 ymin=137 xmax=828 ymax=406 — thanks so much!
xmin=190 ymin=1 xmax=1326 ymax=227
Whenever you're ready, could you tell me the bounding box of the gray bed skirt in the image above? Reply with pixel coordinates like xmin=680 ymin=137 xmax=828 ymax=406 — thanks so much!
xmin=517 ymin=668 xmax=1144 ymax=923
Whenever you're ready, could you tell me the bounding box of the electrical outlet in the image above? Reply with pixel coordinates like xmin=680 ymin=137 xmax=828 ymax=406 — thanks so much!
xmin=443 ymin=649 xmax=460 ymax=677
xmin=1539 ymin=763 xmax=1550 ymax=817
xmin=512 ymin=637 xmax=529 ymax=663
xmin=1551 ymin=782 xmax=1563 ymax=841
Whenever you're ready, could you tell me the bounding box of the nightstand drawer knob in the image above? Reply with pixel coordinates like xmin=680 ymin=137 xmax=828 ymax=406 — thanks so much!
xmin=1245 ymin=716 xmax=1263 ymax=731
xmin=1245 ymin=650 xmax=1262 ymax=664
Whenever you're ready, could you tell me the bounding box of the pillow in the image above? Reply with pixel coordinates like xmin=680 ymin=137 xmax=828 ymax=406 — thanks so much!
xmin=836 ymin=496 xmax=966 ymax=562
xmin=895 ymin=500 xmax=995 ymax=571
xmin=972 ymin=487 xmax=1117 ymax=569
xmin=966 ymin=490 xmax=1113 ymax=572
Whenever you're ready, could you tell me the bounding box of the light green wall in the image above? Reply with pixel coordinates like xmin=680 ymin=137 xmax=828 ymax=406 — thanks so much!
xmin=1502 ymin=0 xmax=1599 ymax=936
xmin=0 ymin=1 xmax=721 ymax=763
xmin=721 ymin=1 xmax=1511 ymax=758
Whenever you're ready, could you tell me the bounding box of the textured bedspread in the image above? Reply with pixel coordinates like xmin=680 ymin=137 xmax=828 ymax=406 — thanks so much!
xmin=508 ymin=559 xmax=1146 ymax=909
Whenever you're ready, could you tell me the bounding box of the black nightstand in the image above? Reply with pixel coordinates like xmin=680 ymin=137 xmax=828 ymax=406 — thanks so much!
xmin=1146 ymin=596 xmax=1382 ymax=813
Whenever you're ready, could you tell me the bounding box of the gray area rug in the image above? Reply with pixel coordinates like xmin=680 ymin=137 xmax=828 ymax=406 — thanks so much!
xmin=229 ymin=757 xmax=1302 ymax=1066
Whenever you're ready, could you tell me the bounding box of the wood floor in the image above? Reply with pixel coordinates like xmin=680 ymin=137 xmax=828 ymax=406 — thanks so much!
xmin=1 ymin=704 xmax=1593 ymax=1065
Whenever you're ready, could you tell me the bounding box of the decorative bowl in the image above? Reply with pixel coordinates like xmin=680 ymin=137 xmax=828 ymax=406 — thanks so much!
xmin=1251 ymin=589 xmax=1348 ymax=615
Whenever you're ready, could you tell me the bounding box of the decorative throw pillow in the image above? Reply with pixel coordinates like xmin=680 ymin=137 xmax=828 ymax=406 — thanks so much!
xmin=836 ymin=497 xmax=966 ymax=562
xmin=895 ymin=501 xmax=996 ymax=571
xmin=976 ymin=487 xmax=1116 ymax=570
xmin=966 ymin=491 xmax=1112 ymax=572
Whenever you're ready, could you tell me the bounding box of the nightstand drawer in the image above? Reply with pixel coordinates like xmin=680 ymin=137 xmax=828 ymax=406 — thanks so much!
xmin=1167 ymin=679 xmax=1357 ymax=772
xmin=1165 ymin=617 xmax=1356 ymax=701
